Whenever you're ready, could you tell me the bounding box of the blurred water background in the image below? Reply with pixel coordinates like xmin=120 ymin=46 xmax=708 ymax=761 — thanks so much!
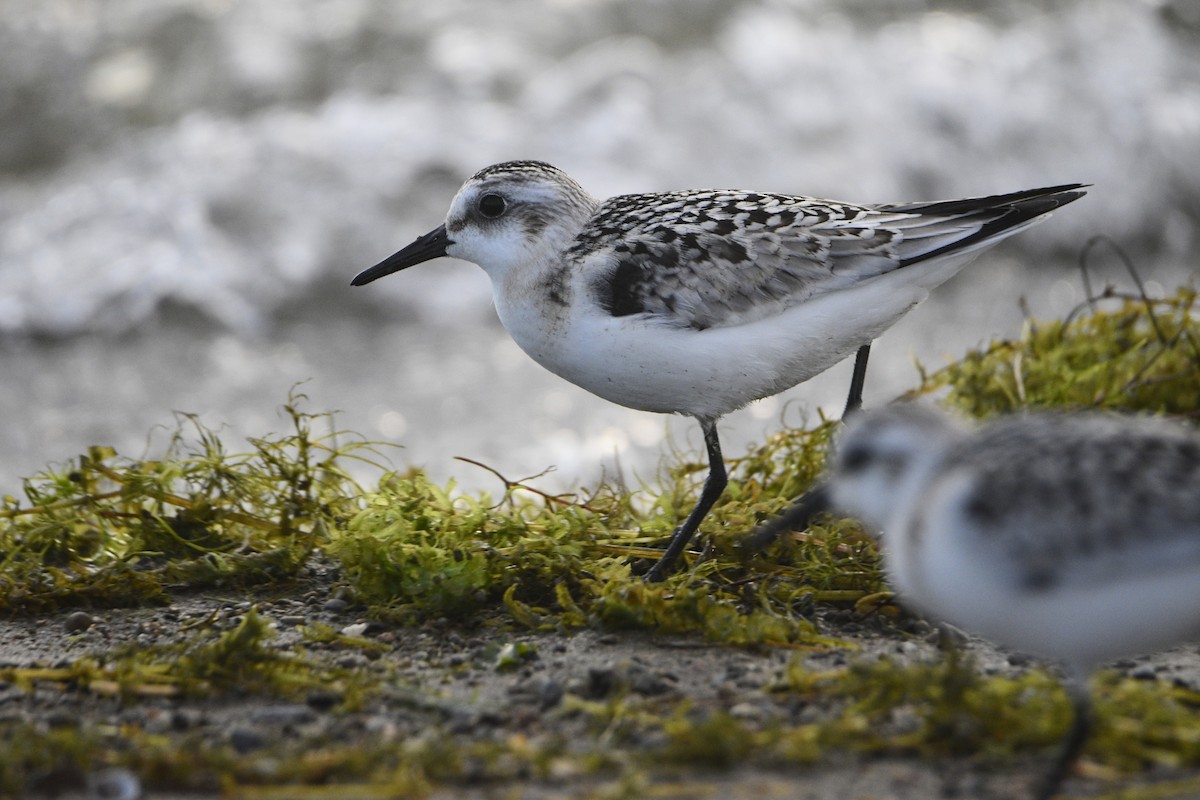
xmin=1 ymin=0 xmax=1198 ymax=495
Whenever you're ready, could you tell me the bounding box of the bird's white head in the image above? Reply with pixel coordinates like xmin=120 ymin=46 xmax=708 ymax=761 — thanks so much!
xmin=827 ymin=404 xmax=965 ymax=534
xmin=351 ymin=161 xmax=597 ymax=288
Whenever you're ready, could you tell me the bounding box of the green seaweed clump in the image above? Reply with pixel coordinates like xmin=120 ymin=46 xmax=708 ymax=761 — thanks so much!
xmin=912 ymin=285 xmax=1200 ymax=418
xmin=0 ymin=395 xmax=371 ymax=613
xmin=330 ymin=418 xmax=875 ymax=647
xmin=775 ymin=654 xmax=1200 ymax=780
xmin=0 ymin=609 xmax=364 ymax=703
xmin=331 ymin=468 xmax=624 ymax=620
xmin=791 ymin=654 xmax=1068 ymax=758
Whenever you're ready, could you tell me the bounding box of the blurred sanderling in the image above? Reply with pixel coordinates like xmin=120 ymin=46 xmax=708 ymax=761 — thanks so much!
xmin=756 ymin=404 xmax=1200 ymax=799
xmin=352 ymin=160 xmax=1085 ymax=580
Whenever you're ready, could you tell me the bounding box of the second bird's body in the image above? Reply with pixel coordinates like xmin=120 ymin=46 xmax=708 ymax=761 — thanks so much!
xmin=769 ymin=404 xmax=1200 ymax=799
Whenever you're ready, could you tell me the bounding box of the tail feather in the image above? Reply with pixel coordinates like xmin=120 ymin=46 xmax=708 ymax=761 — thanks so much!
xmin=885 ymin=184 xmax=1088 ymax=217
xmin=881 ymin=184 xmax=1088 ymax=267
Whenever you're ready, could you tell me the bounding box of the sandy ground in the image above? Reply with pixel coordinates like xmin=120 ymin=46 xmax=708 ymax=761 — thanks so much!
xmin=3 ymin=561 xmax=1199 ymax=800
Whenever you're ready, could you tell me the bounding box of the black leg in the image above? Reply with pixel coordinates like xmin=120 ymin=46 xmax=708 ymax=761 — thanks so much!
xmin=741 ymin=344 xmax=871 ymax=558
xmin=644 ymin=419 xmax=728 ymax=582
xmin=737 ymin=482 xmax=831 ymax=556
xmin=843 ymin=343 xmax=872 ymax=418
xmin=1035 ymin=674 xmax=1093 ymax=800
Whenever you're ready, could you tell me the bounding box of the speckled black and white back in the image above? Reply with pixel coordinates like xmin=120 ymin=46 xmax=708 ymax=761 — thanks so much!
xmin=938 ymin=412 xmax=1200 ymax=589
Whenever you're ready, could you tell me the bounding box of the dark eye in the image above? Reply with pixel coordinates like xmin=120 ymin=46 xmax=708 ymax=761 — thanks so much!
xmin=478 ymin=193 xmax=507 ymax=218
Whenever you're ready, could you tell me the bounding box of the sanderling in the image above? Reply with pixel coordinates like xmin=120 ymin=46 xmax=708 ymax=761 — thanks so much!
xmin=352 ymin=160 xmax=1084 ymax=581
xmin=756 ymin=404 xmax=1200 ymax=799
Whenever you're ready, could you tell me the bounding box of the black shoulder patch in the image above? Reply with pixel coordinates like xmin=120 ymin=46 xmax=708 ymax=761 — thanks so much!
xmin=603 ymin=258 xmax=650 ymax=317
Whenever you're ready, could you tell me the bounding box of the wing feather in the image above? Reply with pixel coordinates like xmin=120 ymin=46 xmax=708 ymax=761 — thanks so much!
xmin=574 ymin=185 xmax=1085 ymax=330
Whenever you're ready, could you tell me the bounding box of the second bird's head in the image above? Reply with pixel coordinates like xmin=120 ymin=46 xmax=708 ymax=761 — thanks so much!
xmin=351 ymin=160 xmax=595 ymax=286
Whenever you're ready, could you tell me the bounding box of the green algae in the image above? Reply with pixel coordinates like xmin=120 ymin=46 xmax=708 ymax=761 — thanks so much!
xmin=0 ymin=608 xmax=389 ymax=796
xmin=0 ymin=718 xmax=518 ymax=799
xmin=0 ymin=394 xmax=373 ymax=613
xmin=0 ymin=609 xmax=367 ymax=703
xmin=329 ymin=414 xmax=868 ymax=648
xmin=781 ymin=656 xmax=1200 ymax=780
xmin=910 ymin=285 xmax=1200 ymax=417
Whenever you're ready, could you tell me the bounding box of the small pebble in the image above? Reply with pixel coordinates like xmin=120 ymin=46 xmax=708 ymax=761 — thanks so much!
xmin=251 ymin=704 xmax=318 ymax=726
xmin=229 ymin=728 xmax=266 ymax=753
xmin=540 ymin=679 xmax=564 ymax=709
xmin=729 ymin=702 xmax=764 ymax=722
xmin=928 ymin=623 xmax=969 ymax=648
xmin=279 ymin=615 xmax=307 ymax=627
xmin=86 ymin=766 xmax=141 ymax=800
xmin=337 ymin=653 xmax=367 ymax=669
xmin=340 ymin=622 xmax=369 ymax=638
xmin=1131 ymin=663 xmax=1158 ymax=681
xmin=46 ymin=710 xmax=77 ymax=729
xmin=64 ymin=611 xmax=95 ymax=633
xmin=582 ymin=666 xmax=617 ymax=699
xmin=629 ymin=666 xmax=670 ymax=696
xmin=323 ymin=598 xmax=349 ymax=613
xmin=140 ymin=708 xmax=174 ymax=735
xmin=364 ymin=715 xmax=397 ymax=739
xmin=890 ymin=707 xmax=922 ymax=736
xmin=478 ymin=709 xmax=509 ymax=726
xmin=171 ymin=709 xmax=201 ymax=731
xmin=305 ymin=690 xmax=342 ymax=712
xmin=448 ymin=711 xmax=479 ymax=734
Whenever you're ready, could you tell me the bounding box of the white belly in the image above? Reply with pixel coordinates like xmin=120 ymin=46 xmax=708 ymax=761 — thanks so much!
xmin=495 ymin=268 xmax=935 ymax=420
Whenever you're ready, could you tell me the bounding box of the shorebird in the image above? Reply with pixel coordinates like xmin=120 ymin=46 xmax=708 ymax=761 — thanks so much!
xmin=754 ymin=404 xmax=1200 ymax=799
xmin=352 ymin=160 xmax=1084 ymax=580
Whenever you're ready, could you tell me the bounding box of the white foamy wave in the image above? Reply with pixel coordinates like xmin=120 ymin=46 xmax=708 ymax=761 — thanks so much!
xmin=0 ymin=0 xmax=1197 ymax=337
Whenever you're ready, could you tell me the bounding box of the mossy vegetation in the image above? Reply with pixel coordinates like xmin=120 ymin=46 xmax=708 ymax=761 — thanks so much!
xmin=0 ymin=283 xmax=1197 ymax=797
xmin=911 ymin=284 xmax=1200 ymax=417
xmin=0 ymin=397 xmax=370 ymax=613
xmin=331 ymin=415 xmax=866 ymax=647
xmin=0 ymin=609 xmax=364 ymax=702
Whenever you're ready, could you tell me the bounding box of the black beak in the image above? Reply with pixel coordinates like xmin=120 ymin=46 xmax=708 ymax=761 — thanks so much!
xmin=739 ymin=482 xmax=834 ymax=555
xmin=351 ymin=224 xmax=451 ymax=286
